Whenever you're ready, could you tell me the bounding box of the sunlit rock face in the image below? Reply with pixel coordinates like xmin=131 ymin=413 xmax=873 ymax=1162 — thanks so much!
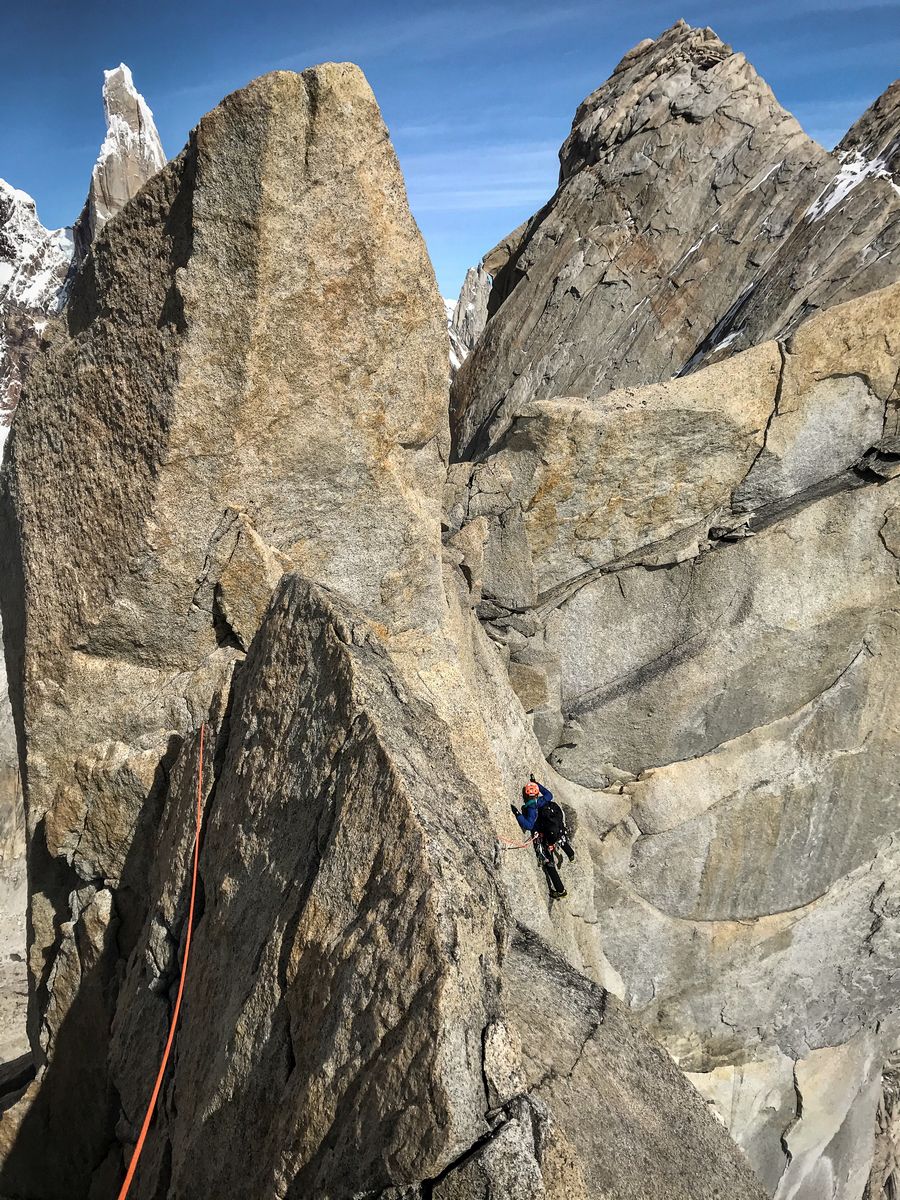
xmin=442 ymin=21 xmax=900 ymax=1196
xmin=450 ymin=20 xmax=900 ymax=462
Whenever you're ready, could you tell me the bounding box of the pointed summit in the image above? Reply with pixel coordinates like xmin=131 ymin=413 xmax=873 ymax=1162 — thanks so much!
xmin=559 ymin=21 xmax=746 ymax=180
xmin=72 ymin=63 xmax=166 ymax=263
xmin=451 ymin=21 xmax=828 ymax=458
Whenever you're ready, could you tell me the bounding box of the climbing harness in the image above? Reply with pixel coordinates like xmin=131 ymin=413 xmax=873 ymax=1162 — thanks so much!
xmin=116 ymin=722 xmax=206 ymax=1200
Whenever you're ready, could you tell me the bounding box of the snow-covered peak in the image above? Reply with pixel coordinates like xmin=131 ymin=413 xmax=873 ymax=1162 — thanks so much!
xmin=98 ymin=64 xmax=166 ymax=176
xmin=0 ymin=180 xmax=72 ymax=313
xmin=73 ymin=63 xmax=166 ymax=262
xmin=1 ymin=181 xmax=73 ymax=442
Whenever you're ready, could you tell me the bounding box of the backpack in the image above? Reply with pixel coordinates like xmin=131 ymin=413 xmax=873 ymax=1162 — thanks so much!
xmin=536 ymin=799 xmax=565 ymax=843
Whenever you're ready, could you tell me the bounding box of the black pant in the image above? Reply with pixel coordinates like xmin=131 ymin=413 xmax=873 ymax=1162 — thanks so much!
xmin=534 ymin=837 xmax=565 ymax=894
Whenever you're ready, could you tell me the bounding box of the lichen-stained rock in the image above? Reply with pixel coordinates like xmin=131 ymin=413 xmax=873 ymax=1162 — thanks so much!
xmin=0 ymin=63 xmax=446 ymax=1194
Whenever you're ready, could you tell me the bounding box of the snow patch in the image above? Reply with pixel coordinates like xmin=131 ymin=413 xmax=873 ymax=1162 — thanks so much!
xmin=713 ymin=331 xmax=741 ymax=352
xmin=806 ymin=150 xmax=900 ymax=222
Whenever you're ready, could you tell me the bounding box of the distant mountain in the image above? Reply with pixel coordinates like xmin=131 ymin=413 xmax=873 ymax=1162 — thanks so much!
xmin=72 ymin=64 xmax=166 ymax=265
xmin=1 ymin=64 xmax=166 ymax=443
xmin=0 ymin=183 xmax=71 ymax=438
xmin=445 ymin=266 xmax=492 ymax=374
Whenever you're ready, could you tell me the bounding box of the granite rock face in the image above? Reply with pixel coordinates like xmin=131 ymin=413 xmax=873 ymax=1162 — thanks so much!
xmin=446 ymin=32 xmax=900 ymax=1189
xmin=445 ymin=278 xmax=900 ymax=1198
xmin=0 ymin=63 xmax=765 ymax=1200
xmin=72 ymin=64 xmax=166 ymax=264
xmin=450 ymin=20 xmax=900 ymax=460
xmin=0 ymin=182 xmax=68 ymax=887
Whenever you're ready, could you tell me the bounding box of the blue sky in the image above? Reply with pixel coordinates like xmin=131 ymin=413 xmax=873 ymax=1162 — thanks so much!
xmin=2 ymin=1 xmax=898 ymax=296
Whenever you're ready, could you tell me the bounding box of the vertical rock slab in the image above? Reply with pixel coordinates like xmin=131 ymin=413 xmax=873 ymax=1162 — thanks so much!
xmin=0 ymin=64 xmax=446 ymax=1195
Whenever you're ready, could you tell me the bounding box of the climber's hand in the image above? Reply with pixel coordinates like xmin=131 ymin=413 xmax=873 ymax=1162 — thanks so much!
xmin=529 ymin=773 xmax=536 ymax=783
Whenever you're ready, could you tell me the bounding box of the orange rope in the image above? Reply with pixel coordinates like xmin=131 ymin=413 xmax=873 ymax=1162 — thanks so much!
xmin=117 ymin=722 xmax=206 ymax=1200
xmin=497 ymin=832 xmax=536 ymax=849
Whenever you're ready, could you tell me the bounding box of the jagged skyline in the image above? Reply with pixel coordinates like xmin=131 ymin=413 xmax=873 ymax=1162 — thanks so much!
xmin=2 ymin=0 xmax=899 ymax=293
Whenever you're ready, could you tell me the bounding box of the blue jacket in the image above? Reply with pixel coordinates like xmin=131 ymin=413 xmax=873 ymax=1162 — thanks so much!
xmin=516 ymin=782 xmax=553 ymax=832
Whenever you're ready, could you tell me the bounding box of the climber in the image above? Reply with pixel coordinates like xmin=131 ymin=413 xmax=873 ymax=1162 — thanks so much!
xmin=511 ymin=775 xmax=575 ymax=899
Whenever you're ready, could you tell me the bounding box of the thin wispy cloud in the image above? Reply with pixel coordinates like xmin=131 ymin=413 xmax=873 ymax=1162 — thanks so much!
xmin=402 ymin=140 xmax=558 ymax=215
xmin=274 ymin=3 xmax=596 ymax=69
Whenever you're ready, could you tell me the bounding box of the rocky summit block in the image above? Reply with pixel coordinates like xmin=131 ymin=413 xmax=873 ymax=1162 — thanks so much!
xmin=0 ymin=61 xmax=766 ymax=1200
xmin=451 ymin=19 xmax=900 ymax=463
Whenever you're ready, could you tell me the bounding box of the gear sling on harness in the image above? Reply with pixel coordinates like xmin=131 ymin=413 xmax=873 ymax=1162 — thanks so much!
xmin=116 ymin=722 xmax=206 ymax=1200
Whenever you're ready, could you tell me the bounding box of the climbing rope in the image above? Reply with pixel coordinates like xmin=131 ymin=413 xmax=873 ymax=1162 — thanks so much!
xmin=116 ymin=722 xmax=206 ymax=1200
xmin=497 ymin=833 xmax=536 ymax=850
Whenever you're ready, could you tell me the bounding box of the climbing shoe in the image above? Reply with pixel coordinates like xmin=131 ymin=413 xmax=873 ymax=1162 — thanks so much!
xmin=550 ymin=888 xmax=568 ymax=899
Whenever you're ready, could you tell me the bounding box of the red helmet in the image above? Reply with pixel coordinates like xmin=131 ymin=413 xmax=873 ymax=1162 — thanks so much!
xmin=524 ymin=781 xmax=540 ymax=798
